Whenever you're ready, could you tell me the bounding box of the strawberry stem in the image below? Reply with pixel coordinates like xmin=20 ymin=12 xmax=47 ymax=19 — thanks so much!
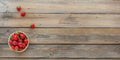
xmin=10 ymin=36 xmax=12 ymax=40
xmin=15 ymin=48 xmax=18 ymax=51
xmin=15 ymin=31 xmax=19 ymax=34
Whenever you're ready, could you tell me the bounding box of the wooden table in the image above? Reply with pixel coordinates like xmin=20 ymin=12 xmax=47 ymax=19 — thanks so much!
xmin=0 ymin=0 xmax=120 ymax=60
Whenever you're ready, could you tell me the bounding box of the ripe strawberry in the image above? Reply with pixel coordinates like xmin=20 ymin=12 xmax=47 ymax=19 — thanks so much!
xmin=9 ymin=40 xmax=13 ymax=46
xmin=12 ymin=41 xmax=18 ymax=46
xmin=11 ymin=46 xmax=15 ymax=50
xmin=24 ymin=39 xmax=28 ymax=45
xmin=18 ymin=39 xmax=23 ymax=43
xmin=19 ymin=48 xmax=23 ymax=51
xmin=20 ymin=11 xmax=26 ymax=17
xmin=11 ymin=34 xmax=19 ymax=41
xmin=19 ymin=33 xmax=26 ymax=39
xmin=18 ymin=42 xmax=23 ymax=48
xmin=16 ymin=6 xmax=22 ymax=11
xmin=22 ymin=43 xmax=26 ymax=48
xmin=31 ymin=23 xmax=35 ymax=29
xmin=15 ymin=46 xmax=19 ymax=51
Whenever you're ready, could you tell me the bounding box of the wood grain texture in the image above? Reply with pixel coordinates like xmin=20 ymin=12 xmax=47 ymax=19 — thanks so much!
xmin=0 ymin=58 xmax=120 ymax=60
xmin=0 ymin=14 xmax=120 ymax=27
xmin=0 ymin=0 xmax=120 ymax=59
xmin=0 ymin=0 xmax=120 ymax=13
xmin=0 ymin=45 xmax=120 ymax=58
xmin=1 ymin=28 xmax=120 ymax=44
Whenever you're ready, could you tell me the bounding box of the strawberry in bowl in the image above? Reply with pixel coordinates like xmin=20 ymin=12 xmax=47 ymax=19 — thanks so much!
xmin=8 ymin=31 xmax=29 ymax=52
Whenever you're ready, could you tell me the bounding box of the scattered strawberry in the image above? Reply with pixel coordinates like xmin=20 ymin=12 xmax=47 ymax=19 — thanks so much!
xmin=24 ymin=39 xmax=28 ymax=45
xmin=12 ymin=41 xmax=18 ymax=46
xmin=19 ymin=33 xmax=26 ymax=39
xmin=16 ymin=6 xmax=22 ymax=11
xmin=31 ymin=23 xmax=35 ymax=29
xmin=20 ymin=11 xmax=26 ymax=17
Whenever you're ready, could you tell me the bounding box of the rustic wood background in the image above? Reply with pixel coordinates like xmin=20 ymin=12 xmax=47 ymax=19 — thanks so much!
xmin=0 ymin=0 xmax=120 ymax=60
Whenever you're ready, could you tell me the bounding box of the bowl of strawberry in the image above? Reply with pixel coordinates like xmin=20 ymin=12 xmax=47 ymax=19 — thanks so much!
xmin=8 ymin=31 xmax=29 ymax=52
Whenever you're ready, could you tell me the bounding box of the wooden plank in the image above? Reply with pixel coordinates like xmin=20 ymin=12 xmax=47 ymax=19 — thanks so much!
xmin=0 ymin=1 xmax=7 ymax=12
xmin=0 ymin=58 xmax=119 ymax=60
xmin=0 ymin=45 xmax=120 ymax=58
xmin=0 ymin=14 xmax=120 ymax=27
xmin=1 ymin=28 xmax=120 ymax=44
xmin=0 ymin=0 xmax=120 ymax=13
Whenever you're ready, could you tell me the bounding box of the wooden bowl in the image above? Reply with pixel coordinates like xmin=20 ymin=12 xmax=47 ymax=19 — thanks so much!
xmin=8 ymin=31 xmax=29 ymax=52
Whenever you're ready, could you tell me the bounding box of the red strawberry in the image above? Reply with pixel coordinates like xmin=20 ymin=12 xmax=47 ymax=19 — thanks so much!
xmin=20 ymin=11 xmax=26 ymax=17
xmin=16 ymin=6 xmax=22 ymax=11
xmin=9 ymin=40 xmax=13 ymax=45
xmin=12 ymin=41 xmax=18 ymax=46
xmin=18 ymin=42 xmax=23 ymax=48
xmin=24 ymin=39 xmax=28 ymax=45
xmin=11 ymin=34 xmax=19 ymax=41
xmin=19 ymin=48 xmax=23 ymax=51
xmin=11 ymin=46 xmax=15 ymax=50
xmin=22 ymin=43 xmax=26 ymax=48
xmin=31 ymin=23 xmax=35 ymax=29
xmin=15 ymin=46 xmax=19 ymax=51
xmin=18 ymin=39 xmax=23 ymax=43
xmin=19 ymin=33 xmax=26 ymax=39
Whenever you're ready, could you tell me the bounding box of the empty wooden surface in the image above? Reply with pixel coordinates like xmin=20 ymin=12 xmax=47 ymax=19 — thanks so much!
xmin=1 ymin=59 xmax=120 ymax=60
xmin=0 ymin=0 xmax=120 ymax=13
xmin=0 ymin=0 xmax=120 ymax=60
xmin=1 ymin=45 xmax=120 ymax=58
